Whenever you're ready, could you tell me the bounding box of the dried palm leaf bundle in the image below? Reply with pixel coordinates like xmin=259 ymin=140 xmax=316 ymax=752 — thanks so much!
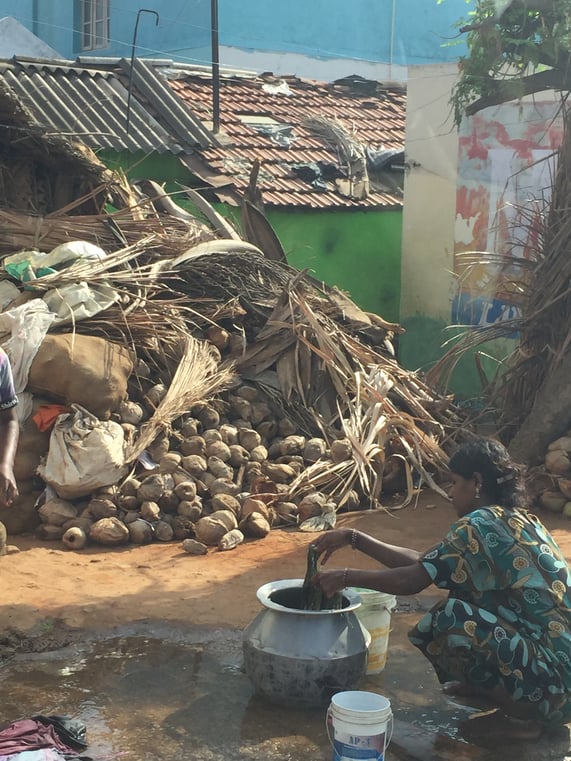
xmin=126 ymin=335 xmax=234 ymax=463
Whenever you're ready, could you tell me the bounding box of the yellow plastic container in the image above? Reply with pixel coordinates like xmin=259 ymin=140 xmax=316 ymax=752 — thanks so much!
xmin=352 ymin=588 xmax=396 ymax=675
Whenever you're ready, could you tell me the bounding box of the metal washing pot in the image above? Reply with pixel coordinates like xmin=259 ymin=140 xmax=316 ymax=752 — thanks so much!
xmin=242 ymin=578 xmax=370 ymax=707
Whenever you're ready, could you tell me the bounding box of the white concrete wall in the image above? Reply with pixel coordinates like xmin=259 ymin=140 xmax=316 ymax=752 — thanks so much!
xmin=401 ymin=63 xmax=459 ymax=324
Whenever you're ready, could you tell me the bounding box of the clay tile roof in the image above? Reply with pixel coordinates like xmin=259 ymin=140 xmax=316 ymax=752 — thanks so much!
xmin=169 ymin=72 xmax=406 ymax=210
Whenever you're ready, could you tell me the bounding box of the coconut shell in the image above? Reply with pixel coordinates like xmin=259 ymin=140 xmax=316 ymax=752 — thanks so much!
xmin=38 ymin=499 xmax=78 ymax=527
xmin=177 ymin=500 xmax=202 ymax=522
xmin=303 ymin=438 xmax=327 ymax=463
xmin=62 ymin=526 xmax=87 ymax=550
xmin=181 ymin=453 xmax=208 ymax=475
xmin=250 ymin=402 xmax=271 ymax=425
xmin=545 ymin=449 xmax=571 ymax=476
xmin=206 ymin=325 xmax=230 ymax=350
xmin=195 ymin=510 xmax=238 ymax=546
xmin=140 ymin=500 xmax=161 ymax=522
xmin=208 ymin=456 xmax=234 ymax=479
xmin=147 ymin=433 xmax=170 ymax=462
xmin=330 ymin=438 xmax=352 ymax=463
xmin=548 ymin=436 xmax=571 ymax=452
xmin=239 ymin=428 xmax=262 ymax=452
xmin=239 ymin=512 xmax=271 ymax=538
xmin=155 ymin=520 xmax=174 ymax=542
xmin=180 ymin=436 xmax=207 ymax=457
xmin=180 ymin=417 xmax=200 ymax=437
xmin=158 ymin=490 xmax=180 ymax=514
xmin=128 ymin=519 xmax=155 ymax=544
xmin=62 ymin=516 xmax=93 ymax=533
xmin=280 ymin=435 xmax=306 ymax=456
xmin=298 ymin=492 xmax=327 ymax=522
xmin=219 ymin=424 xmax=239 ymax=446
xmin=278 ymin=418 xmax=297 ymax=437
xmin=539 ymin=490 xmax=566 ymax=513
xmin=256 ymin=420 xmax=278 ymax=441
xmin=120 ymin=478 xmax=141 ymax=497
xmin=137 ymin=474 xmax=167 ymax=502
xmin=146 ymin=383 xmax=167 ymax=407
xmin=174 ymin=481 xmax=197 ymax=502
xmin=198 ymin=406 xmax=220 ymax=430
xmin=173 ymin=516 xmax=194 ymax=539
xmin=228 ymin=445 xmax=249 ymax=467
xmin=211 ymin=493 xmax=241 ymax=515
xmin=560 ymin=479 xmax=571 ymax=500
xmin=209 ymin=478 xmax=240 ymax=497
xmin=218 ymin=528 xmax=244 ymax=551
xmin=249 ymin=445 xmax=268 ymax=463
xmin=89 ymin=517 xmax=130 ymax=545
xmin=159 ymin=452 xmax=182 ymax=473
xmin=87 ymin=497 xmax=118 ymax=520
xmin=261 ymin=462 xmax=297 ymax=484
xmin=230 ymin=396 xmax=252 ymax=420
xmin=206 ymin=440 xmax=231 ymax=461
xmin=241 ymin=497 xmax=270 ymax=521
xmin=119 ymin=400 xmax=145 ymax=425
xmin=182 ymin=538 xmax=208 ymax=555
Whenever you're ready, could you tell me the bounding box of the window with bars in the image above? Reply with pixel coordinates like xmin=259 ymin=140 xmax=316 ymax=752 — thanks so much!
xmin=81 ymin=0 xmax=110 ymax=50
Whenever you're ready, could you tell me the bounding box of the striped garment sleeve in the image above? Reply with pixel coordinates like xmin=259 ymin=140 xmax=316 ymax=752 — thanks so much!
xmin=0 ymin=349 xmax=18 ymax=410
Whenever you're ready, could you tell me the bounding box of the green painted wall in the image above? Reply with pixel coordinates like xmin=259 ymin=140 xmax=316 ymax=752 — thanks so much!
xmin=99 ymin=151 xmax=403 ymax=323
xmin=399 ymin=315 xmax=517 ymax=401
xmin=224 ymin=206 xmax=403 ymax=323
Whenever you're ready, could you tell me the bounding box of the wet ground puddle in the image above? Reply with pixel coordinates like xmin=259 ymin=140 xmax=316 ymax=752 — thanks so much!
xmin=2 ymin=616 xmax=566 ymax=761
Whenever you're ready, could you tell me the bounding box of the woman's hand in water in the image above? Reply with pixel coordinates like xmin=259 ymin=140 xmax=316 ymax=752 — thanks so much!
xmin=311 ymin=569 xmax=347 ymax=597
xmin=310 ymin=529 xmax=353 ymax=564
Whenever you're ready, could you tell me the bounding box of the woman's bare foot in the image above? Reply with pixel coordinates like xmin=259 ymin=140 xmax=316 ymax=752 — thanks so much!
xmin=459 ymin=711 xmax=543 ymax=743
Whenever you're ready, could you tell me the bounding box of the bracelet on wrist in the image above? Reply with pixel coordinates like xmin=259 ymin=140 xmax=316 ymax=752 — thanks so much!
xmin=351 ymin=528 xmax=358 ymax=550
xmin=343 ymin=568 xmax=348 ymax=588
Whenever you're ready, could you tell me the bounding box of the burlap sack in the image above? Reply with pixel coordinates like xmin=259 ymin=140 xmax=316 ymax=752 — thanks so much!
xmin=27 ymin=335 xmax=134 ymax=419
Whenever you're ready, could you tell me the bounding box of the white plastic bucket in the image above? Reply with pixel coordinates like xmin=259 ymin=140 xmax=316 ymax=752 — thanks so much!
xmin=327 ymin=690 xmax=393 ymax=761
xmin=352 ymin=588 xmax=396 ymax=674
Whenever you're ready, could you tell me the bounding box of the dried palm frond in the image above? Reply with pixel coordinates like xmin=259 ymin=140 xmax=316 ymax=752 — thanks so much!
xmin=126 ymin=336 xmax=235 ymax=462
xmin=290 ymin=368 xmax=409 ymax=509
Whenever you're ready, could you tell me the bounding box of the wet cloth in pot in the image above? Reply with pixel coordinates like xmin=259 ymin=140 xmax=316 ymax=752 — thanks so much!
xmin=408 ymin=505 xmax=571 ymax=725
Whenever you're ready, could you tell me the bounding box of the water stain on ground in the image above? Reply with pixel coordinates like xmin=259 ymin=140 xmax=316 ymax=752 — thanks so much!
xmin=0 ymin=614 xmax=569 ymax=761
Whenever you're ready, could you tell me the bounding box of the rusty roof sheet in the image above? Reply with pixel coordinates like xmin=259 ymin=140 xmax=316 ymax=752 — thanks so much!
xmin=168 ymin=73 xmax=406 ymax=210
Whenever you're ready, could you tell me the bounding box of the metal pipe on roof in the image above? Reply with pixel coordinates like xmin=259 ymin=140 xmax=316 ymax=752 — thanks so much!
xmin=211 ymin=0 xmax=220 ymax=134
xmin=126 ymin=8 xmax=159 ymax=134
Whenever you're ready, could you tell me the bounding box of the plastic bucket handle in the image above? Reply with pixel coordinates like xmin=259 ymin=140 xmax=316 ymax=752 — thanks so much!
xmin=326 ymin=703 xmax=393 ymax=752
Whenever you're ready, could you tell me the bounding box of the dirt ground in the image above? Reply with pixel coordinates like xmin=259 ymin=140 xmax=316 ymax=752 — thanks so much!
xmin=2 ymin=491 xmax=571 ymax=638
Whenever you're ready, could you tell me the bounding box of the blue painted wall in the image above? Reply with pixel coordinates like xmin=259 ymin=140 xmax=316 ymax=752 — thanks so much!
xmin=1 ymin=0 xmax=471 ymax=64
xmin=219 ymin=0 xmax=470 ymax=65
xmin=0 ymin=1 xmax=210 ymax=60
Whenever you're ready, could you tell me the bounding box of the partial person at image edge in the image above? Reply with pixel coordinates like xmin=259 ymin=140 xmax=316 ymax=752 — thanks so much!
xmin=0 ymin=346 xmax=20 ymax=555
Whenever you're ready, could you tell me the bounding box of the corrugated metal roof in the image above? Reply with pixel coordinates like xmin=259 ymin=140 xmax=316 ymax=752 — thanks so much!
xmin=0 ymin=57 xmax=216 ymax=154
xmin=168 ymin=73 xmax=406 ymax=210
xmin=0 ymin=57 xmax=405 ymax=210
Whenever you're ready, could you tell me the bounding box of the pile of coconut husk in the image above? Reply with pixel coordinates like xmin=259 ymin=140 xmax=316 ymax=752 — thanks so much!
xmin=0 ymin=177 xmax=465 ymax=553
xmin=528 ymin=433 xmax=571 ymax=520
